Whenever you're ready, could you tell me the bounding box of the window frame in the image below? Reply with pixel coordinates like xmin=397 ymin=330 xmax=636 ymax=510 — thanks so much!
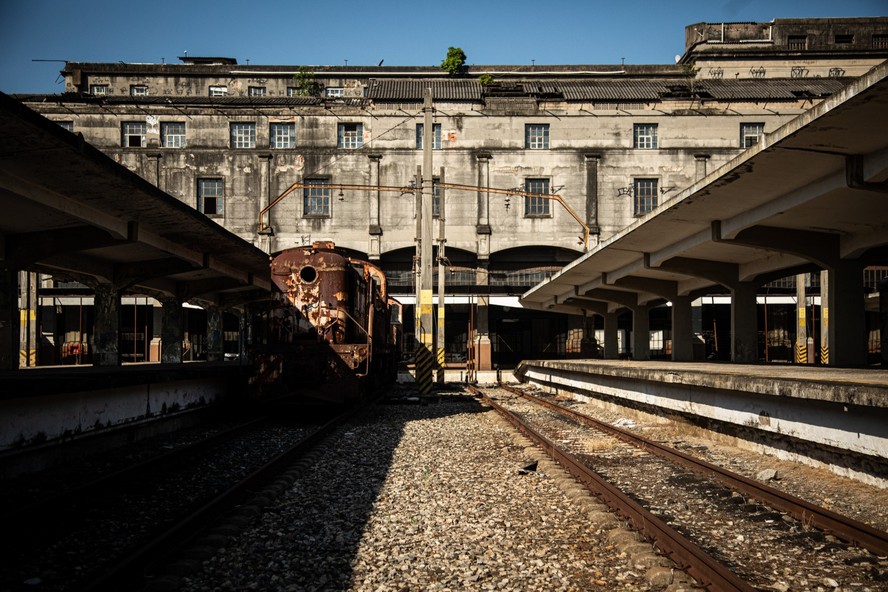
xmin=416 ymin=123 xmax=442 ymax=150
xmin=524 ymin=178 xmax=551 ymax=218
xmin=90 ymin=84 xmax=109 ymax=96
xmin=739 ymin=122 xmax=765 ymax=148
xmin=248 ymin=86 xmax=266 ymax=97
xmin=230 ymin=122 xmax=257 ymax=149
xmin=209 ymin=85 xmax=228 ymax=97
xmin=57 ymin=121 xmax=74 ymax=133
xmin=788 ymin=35 xmax=807 ymax=50
xmin=633 ymin=123 xmax=658 ymax=149
xmin=303 ymin=178 xmax=331 ymax=218
xmin=270 ymin=122 xmax=296 ymax=149
xmin=197 ymin=178 xmax=224 ymax=216
xmin=325 ymin=87 xmax=345 ymax=98
xmin=524 ymin=124 xmax=550 ymax=150
xmin=337 ymin=122 xmax=364 ymax=149
xmin=633 ymin=178 xmax=659 ymax=216
xmin=121 ymin=121 xmax=147 ymax=148
xmin=160 ymin=122 xmax=186 ymax=148
xmin=130 ymin=85 xmax=149 ymax=97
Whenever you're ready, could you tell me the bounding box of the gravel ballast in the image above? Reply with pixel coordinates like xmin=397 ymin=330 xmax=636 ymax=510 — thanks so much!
xmin=179 ymin=392 xmax=671 ymax=591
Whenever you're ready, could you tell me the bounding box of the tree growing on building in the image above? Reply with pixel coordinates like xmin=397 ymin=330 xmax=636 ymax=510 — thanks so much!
xmin=441 ymin=47 xmax=467 ymax=76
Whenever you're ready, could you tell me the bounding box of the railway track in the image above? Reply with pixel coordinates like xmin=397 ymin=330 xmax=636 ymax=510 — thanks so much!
xmin=469 ymin=384 xmax=888 ymax=591
xmin=0 ymin=402 xmax=356 ymax=592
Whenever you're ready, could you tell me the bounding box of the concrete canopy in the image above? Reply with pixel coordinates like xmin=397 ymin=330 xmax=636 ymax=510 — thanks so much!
xmin=521 ymin=62 xmax=888 ymax=316
xmin=0 ymin=93 xmax=271 ymax=307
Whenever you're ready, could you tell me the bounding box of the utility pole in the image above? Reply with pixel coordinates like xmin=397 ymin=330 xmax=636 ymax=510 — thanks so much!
xmin=414 ymin=89 xmax=435 ymax=395
xmin=437 ymin=166 xmax=446 ymax=384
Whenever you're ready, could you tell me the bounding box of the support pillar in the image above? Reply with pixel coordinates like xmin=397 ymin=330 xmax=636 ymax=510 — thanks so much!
xmin=731 ymin=281 xmax=758 ymax=363
xmin=880 ymin=276 xmax=888 ymax=367
xmin=19 ymin=271 xmax=37 ymax=367
xmin=475 ymin=294 xmax=492 ymax=371
xmin=160 ymin=296 xmax=183 ymax=364
xmin=584 ymin=154 xmax=601 ymax=236
xmin=207 ymin=307 xmax=224 ymax=363
xmin=0 ymin=269 xmax=19 ymax=371
xmin=258 ymin=153 xmax=273 ymax=254
xmin=671 ymin=295 xmax=694 ymax=361
xmin=93 ymin=283 xmax=121 ymax=367
xmin=368 ymin=154 xmax=383 ymax=259
xmin=603 ymin=311 xmax=619 ymax=359
xmin=631 ymin=304 xmax=650 ymax=360
xmin=795 ymin=273 xmax=808 ymax=364
xmin=566 ymin=315 xmax=584 ymax=357
xmin=826 ymin=263 xmax=866 ymax=367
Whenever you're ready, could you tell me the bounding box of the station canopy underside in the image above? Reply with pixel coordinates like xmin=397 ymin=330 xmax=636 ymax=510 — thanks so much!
xmin=521 ymin=62 xmax=888 ymax=315
xmin=0 ymin=93 xmax=271 ymax=307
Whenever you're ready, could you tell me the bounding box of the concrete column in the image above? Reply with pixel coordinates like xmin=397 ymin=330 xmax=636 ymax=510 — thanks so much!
xmin=671 ymin=295 xmax=694 ymax=361
xmin=476 ymin=293 xmax=492 ymax=371
xmin=368 ymin=154 xmax=382 ymax=259
xmin=258 ymin=153 xmax=273 ymax=253
xmin=566 ymin=315 xmax=584 ymax=356
xmin=795 ymin=273 xmax=808 ymax=364
xmin=603 ymin=311 xmax=619 ymax=359
xmin=731 ymin=281 xmax=758 ymax=363
xmin=160 ymin=296 xmax=183 ymax=364
xmin=93 ymin=283 xmax=121 ymax=367
xmin=826 ymin=262 xmax=866 ymax=367
xmin=631 ymin=304 xmax=651 ymax=360
xmin=819 ymin=269 xmax=829 ymax=365
xmin=19 ymin=271 xmax=37 ymax=367
xmin=206 ymin=307 xmax=224 ymax=363
xmin=584 ymin=154 xmax=601 ymax=235
xmin=694 ymin=153 xmax=710 ymax=181
xmin=0 ymin=269 xmax=19 ymax=371
xmin=476 ymin=153 xmax=491 ymax=232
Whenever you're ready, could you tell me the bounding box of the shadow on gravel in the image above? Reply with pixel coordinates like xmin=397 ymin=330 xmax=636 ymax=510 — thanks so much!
xmin=189 ymin=386 xmax=490 ymax=590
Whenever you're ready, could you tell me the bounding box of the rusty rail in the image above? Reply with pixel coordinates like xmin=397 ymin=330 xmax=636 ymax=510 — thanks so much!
xmin=501 ymin=383 xmax=888 ymax=557
xmin=468 ymin=384 xmax=756 ymax=592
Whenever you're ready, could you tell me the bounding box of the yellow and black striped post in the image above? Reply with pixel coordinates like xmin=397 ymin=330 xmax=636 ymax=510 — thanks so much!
xmin=414 ymin=344 xmax=434 ymax=395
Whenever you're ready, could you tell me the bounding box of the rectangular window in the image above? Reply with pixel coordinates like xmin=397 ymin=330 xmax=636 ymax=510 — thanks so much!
xmin=121 ymin=122 xmax=146 ymax=147
xmin=525 ymin=124 xmax=550 ymax=149
xmin=432 ymin=177 xmax=442 ymax=218
xmin=248 ymin=86 xmax=266 ymax=97
xmin=633 ymin=123 xmax=658 ymax=149
xmin=524 ymin=178 xmax=550 ymax=217
xmin=788 ymin=35 xmax=807 ymax=50
xmin=90 ymin=84 xmax=109 ymax=96
xmin=57 ymin=121 xmax=74 ymax=132
xmin=303 ymin=179 xmax=331 ymax=218
xmin=873 ymin=34 xmax=888 ymax=49
xmin=286 ymin=86 xmax=298 ymax=96
xmin=130 ymin=85 xmax=148 ymax=96
xmin=161 ymin=122 xmax=186 ymax=148
xmin=834 ymin=34 xmax=854 ymax=44
xmin=416 ymin=123 xmax=442 ymax=149
xmin=634 ymin=178 xmax=658 ymax=216
xmin=230 ymin=122 xmax=256 ymax=149
xmin=338 ymin=123 xmax=363 ymax=149
xmin=209 ymin=85 xmax=228 ymax=97
xmin=270 ymin=122 xmax=296 ymax=149
xmin=740 ymin=122 xmax=764 ymax=148
xmin=198 ymin=178 xmax=224 ymax=216
xmin=325 ymin=87 xmax=345 ymax=97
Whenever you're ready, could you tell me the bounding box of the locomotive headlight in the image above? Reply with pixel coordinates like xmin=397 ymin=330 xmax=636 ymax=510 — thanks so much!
xmin=299 ymin=266 xmax=318 ymax=284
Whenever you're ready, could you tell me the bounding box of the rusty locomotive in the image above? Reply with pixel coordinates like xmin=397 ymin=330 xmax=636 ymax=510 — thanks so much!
xmin=249 ymin=242 xmax=402 ymax=402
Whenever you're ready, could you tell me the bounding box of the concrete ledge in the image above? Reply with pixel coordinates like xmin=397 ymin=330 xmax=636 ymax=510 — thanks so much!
xmin=516 ymin=359 xmax=888 ymax=486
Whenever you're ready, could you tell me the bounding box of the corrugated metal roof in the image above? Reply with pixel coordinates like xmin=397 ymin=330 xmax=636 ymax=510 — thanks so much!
xmin=366 ymin=79 xmax=482 ymax=101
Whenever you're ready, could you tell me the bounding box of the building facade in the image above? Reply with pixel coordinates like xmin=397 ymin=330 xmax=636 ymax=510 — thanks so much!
xmin=19 ymin=17 xmax=888 ymax=368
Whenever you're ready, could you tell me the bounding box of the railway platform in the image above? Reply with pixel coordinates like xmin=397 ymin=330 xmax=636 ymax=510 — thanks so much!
xmin=515 ymin=359 xmax=888 ymax=486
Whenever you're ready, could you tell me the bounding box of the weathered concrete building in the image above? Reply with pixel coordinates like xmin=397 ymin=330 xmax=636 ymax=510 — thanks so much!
xmin=18 ymin=17 xmax=888 ymax=368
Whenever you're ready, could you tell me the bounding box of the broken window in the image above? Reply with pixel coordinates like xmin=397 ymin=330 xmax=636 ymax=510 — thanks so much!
xmin=198 ymin=178 xmax=224 ymax=216
xmin=633 ymin=123 xmax=658 ymax=149
xmin=740 ymin=122 xmax=765 ymax=148
xmin=121 ymin=122 xmax=146 ymax=147
xmin=337 ymin=123 xmax=363 ymax=149
xmin=161 ymin=122 xmax=186 ymax=148
xmin=303 ymin=179 xmax=331 ymax=217
xmin=634 ymin=178 xmax=658 ymax=216
xmin=524 ymin=178 xmax=551 ymax=217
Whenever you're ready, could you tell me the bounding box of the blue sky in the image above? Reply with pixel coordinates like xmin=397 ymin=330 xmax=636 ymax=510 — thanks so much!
xmin=1 ymin=0 xmax=885 ymax=94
